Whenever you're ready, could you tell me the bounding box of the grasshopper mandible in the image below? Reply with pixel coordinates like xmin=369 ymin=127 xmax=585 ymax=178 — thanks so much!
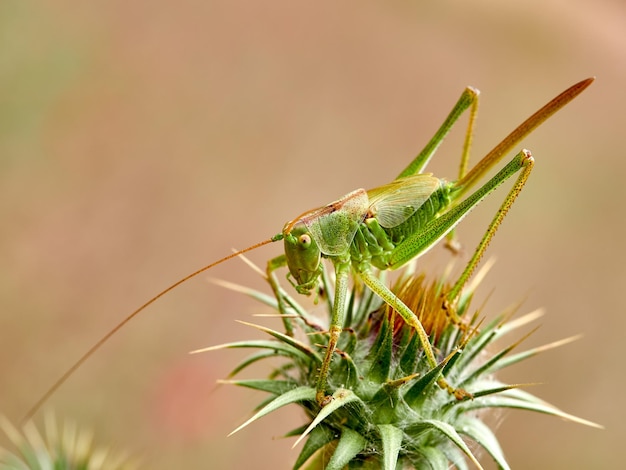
xmin=24 ymin=77 xmax=594 ymax=420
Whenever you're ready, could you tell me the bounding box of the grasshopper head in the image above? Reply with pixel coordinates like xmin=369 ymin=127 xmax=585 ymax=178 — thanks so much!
xmin=283 ymin=222 xmax=322 ymax=295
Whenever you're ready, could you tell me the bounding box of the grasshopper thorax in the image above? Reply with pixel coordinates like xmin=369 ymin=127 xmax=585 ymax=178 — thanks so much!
xmin=283 ymin=222 xmax=322 ymax=295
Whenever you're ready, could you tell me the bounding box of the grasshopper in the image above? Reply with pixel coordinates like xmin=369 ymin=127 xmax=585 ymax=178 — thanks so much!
xmin=24 ymin=77 xmax=593 ymax=420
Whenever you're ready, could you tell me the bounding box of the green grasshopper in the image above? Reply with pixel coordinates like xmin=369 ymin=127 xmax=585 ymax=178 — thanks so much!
xmin=24 ymin=77 xmax=593 ymax=420
xmin=272 ymin=77 xmax=593 ymax=405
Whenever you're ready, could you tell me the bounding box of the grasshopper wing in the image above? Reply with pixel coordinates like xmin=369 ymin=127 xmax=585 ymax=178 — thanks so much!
xmin=300 ymin=188 xmax=370 ymax=256
xmin=367 ymin=174 xmax=440 ymax=228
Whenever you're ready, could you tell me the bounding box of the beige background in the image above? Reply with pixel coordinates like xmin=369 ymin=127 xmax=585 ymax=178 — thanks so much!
xmin=1 ymin=1 xmax=622 ymax=468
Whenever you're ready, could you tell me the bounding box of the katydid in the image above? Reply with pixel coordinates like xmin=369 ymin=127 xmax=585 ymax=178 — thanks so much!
xmin=23 ymin=77 xmax=594 ymax=421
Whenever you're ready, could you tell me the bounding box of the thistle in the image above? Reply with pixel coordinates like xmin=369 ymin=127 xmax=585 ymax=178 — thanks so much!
xmin=196 ymin=259 xmax=600 ymax=470
xmin=0 ymin=414 xmax=137 ymax=470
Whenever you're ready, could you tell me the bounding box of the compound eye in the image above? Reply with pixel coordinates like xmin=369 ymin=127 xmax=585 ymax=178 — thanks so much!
xmin=298 ymin=233 xmax=312 ymax=247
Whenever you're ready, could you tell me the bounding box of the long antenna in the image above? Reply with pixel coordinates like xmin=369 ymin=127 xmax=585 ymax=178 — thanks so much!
xmin=22 ymin=236 xmax=280 ymax=423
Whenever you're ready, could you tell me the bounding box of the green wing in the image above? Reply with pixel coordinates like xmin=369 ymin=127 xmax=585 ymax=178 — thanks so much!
xmin=298 ymin=174 xmax=439 ymax=256
xmin=300 ymin=188 xmax=370 ymax=256
xmin=367 ymin=174 xmax=440 ymax=228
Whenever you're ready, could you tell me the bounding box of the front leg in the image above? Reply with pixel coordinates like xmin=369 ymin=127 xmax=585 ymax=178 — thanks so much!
xmin=315 ymin=256 xmax=351 ymax=406
xmin=266 ymin=254 xmax=295 ymax=337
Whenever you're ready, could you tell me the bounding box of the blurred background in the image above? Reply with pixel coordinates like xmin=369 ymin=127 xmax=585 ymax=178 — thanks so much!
xmin=1 ymin=0 xmax=623 ymax=468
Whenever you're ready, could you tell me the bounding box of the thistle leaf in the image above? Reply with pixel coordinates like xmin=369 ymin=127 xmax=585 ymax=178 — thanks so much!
xmin=211 ymin=278 xmax=279 ymax=309
xmin=464 ymin=395 xmax=603 ymax=429
xmin=378 ymin=424 xmax=403 ymax=470
xmin=191 ymin=340 xmax=314 ymax=364
xmin=420 ymin=419 xmax=484 ymax=470
xmin=227 ymin=350 xmax=278 ymax=377
xmin=236 ymin=321 xmax=323 ymax=364
xmin=219 ymin=379 xmax=297 ymax=395
xmin=293 ymin=389 xmax=363 ymax=448
xmin=292 ymin=425 xmax=335 ymax=470
xmin=325 ymin=427 xmax=368 ymax=470
xmin=486 ymin=335 xmax=581 ymax=374
xmin=229 ymin=386 xmax=317 ymax=436
xmin=458 ymin=417 xmax=510 ymax=470
xmin=367 ymin=311 xmax=394 ymax=383
xmin=404 ymin=350 xmax=458 ymax=408
xmin=410 ymin=446 xmax=449 ymax=470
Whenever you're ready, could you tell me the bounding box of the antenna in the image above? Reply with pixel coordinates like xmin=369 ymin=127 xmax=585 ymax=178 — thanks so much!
xmin=23 ymin=235 xmax=281 ymax=423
